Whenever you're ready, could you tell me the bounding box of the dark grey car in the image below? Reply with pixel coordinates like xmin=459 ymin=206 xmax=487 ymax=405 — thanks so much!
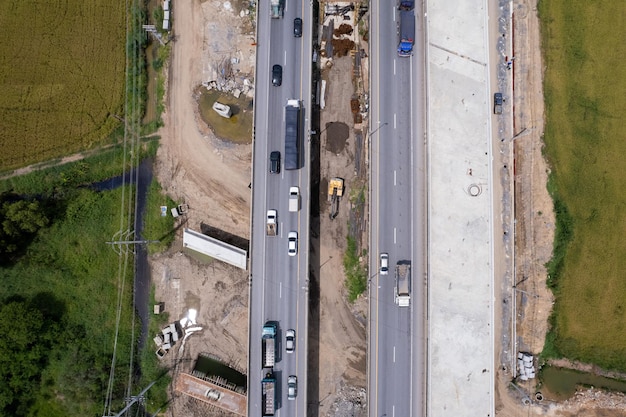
xmin=272 ymin=64 xmax=282 ymax=86
xmin=493 ymin=92 xmax=503 ymax=114
xmin=293 ymin=18 xmax=302 ymax=37
xmin=270 ymin=151 xmax=281 ymax=174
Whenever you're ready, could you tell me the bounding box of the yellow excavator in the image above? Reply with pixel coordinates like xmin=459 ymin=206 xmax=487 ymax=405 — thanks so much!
xmin=328 ymin=177 xmax=345 ymax=220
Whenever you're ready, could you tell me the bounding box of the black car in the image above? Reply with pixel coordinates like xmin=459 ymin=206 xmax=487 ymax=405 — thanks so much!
xmin=272 ymin=64 xmax=282 ymax=86
xmin=493 ymin=92 xmax=503 ymax=114
xmin=293 ymin=18 xmax=302 ymax=37
xmin=270 ymin=151 xmax=281 ymax=174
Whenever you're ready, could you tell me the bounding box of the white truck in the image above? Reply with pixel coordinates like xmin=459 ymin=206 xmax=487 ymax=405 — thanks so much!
xmin=270 ymin=0 xmax=283 ymax=18
xmin=395 ymin=262 xmax=411 ymax=307
xmin=266 ymin=210 xmax=277 ymax=236
xmin=289 ymin=187 xmax=300 ymax=212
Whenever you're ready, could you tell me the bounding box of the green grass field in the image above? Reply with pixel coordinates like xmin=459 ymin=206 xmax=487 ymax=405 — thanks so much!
xmin=0 ymin=1 xmax=126 ymax=171
xmin=540 ymin=0 xmax=626 ymax=370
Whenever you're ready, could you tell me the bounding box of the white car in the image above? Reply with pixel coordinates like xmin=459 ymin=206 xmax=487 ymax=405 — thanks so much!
xmin=379 ymin=253 xmax=389 ymax=275
xmin=286 ymin=329 xmax=295 ymax=353
xmin=288 ymin=231 xmax=298 ymax=256
xmin=287 ymin=375 xmax=297 ymax=400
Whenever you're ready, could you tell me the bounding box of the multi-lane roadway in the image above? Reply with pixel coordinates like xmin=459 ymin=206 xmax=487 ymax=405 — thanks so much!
xmin=249 ymin=1 xmax=426 ymax=416
xmin=368 ymin=1 xmax=427 ymax=417
xmin=248 ymin=0 xmax=313 ymax=415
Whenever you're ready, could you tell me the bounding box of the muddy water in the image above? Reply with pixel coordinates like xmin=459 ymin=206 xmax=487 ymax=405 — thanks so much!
xmin=541 ymin=366 xmax=626 ymax=400
xmin=197 ymin=88 xmax=254 ymax=144
xmin=89 ymin=159 xmax=153 ymax=349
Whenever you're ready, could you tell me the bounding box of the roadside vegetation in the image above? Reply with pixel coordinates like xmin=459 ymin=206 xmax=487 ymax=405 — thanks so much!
xmin=0 ymin=0 xmax=176 ymax=410
xmin=344 ymin=235 xmax=368 ymax=302
xmin=0 ymin=185 xmax=135 ymax=416
xmin=343 ymin=182 xmax=368 ymax=302
xmin=539 ymin=0 xmax=626 ymax=371
xmin=143 ymin=179 xmax=178 ymax=254
xmin=0 ymin=147 xmax=175 ymax=415
xmin=0 ymin=1 xmax=126 ymax=172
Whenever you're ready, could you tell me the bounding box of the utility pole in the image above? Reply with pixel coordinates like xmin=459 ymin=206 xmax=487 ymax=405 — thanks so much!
xmin=103 ymin=381 xmax=157 ymax=417
xmin=106 ymin=229 xmax=159 ymax=255
xmin=142 ymin=25 xmax=165 ymax=46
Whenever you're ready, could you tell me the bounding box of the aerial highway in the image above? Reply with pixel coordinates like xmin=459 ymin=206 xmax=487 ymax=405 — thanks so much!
xmin=248 ymin=0 xmax=313 ymax=415
xmin=368 ymin=0 xmax=427 ymax=416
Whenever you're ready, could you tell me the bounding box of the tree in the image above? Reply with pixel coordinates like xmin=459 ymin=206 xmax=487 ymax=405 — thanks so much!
xmin=0 ymin=197 xmax=49 ymax=259
xmin=2 ymin=200 xmax=49 ymax=236
xmin=0 ymin=301 xmax=46 ymax=416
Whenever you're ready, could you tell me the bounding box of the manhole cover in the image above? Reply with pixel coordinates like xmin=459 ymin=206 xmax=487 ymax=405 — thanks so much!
xmin=468 ymin=184 xmax=481 ymax=196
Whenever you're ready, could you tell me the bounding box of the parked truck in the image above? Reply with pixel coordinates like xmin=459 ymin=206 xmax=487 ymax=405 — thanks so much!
xmin=270 ymin=0 xmax=283 ymax=18
xmin=397 ymin=10 xmax=415 ymax=57
xmin=289 ymin=187 xmax=300 ymax=212
xmin=261 ymin=372 xmax=276 ymax=416
xmin=395 ymin=261 xmax=411 ymax=307
xmin=284 ymin=100 xmax=302 ymax=170
xmin=261 ymin=322 xmax=277 ymax=368
xmin=266 ymin=210 xmax=278 ymax=236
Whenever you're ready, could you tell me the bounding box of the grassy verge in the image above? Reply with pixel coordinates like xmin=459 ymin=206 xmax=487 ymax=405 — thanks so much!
xmin=344 ymin=235 xmax=368 ymax=302
xmin=0 ymin=138 xmax=159 ymax=195
xmin=343 ymin=181 xmax=368 ymax=302
xmin=143 ymin=179 xmax=178 ymax=254
xmin=539 ymin=0 xmax=626 ymax=371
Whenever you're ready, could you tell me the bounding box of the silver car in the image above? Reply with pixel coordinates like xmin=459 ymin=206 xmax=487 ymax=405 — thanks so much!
xmin=286 ymin=329 xmax=295 ymax=353
xmin=379 ymin=253 xmax=389 ymax=275
xmin=287 ymin=375 xmax=297 ymax=400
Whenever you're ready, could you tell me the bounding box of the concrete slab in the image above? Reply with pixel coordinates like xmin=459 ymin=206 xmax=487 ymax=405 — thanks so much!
xmin=426 ymin=0 xmax=495 ymax=415
xmin=176 ymin=373 xmax=247 ymax=416
xmin=182 ymin=228 xmax=248 ymax=270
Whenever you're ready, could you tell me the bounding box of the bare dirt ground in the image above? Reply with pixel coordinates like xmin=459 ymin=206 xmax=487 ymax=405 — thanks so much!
xmin=150 ymin=0 xmax=254 ymax=415
xmin=312 ymin=52 xmax=369 ymax=417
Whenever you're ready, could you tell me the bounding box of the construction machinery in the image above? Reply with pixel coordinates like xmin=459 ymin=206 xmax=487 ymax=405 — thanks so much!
xmin=328 ymin=177 xmax=345 ymax=220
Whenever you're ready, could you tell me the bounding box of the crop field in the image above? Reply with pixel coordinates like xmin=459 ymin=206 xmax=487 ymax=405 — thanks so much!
xmin=540 ymin=0 xmax=626 ymax=370
xmin=0 ymin=1 xmax=126 ymax=171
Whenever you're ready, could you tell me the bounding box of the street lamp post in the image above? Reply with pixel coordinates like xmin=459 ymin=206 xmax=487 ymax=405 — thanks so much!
xmin=369 ymin=121 xmax=388 ymax=138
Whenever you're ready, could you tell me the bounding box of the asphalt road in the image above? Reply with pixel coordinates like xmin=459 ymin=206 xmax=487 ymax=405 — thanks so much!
xmin=248 ymin=0 xmax=313 ymax=415
xmin=369 ymin=1 xmax=427 ymax=417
